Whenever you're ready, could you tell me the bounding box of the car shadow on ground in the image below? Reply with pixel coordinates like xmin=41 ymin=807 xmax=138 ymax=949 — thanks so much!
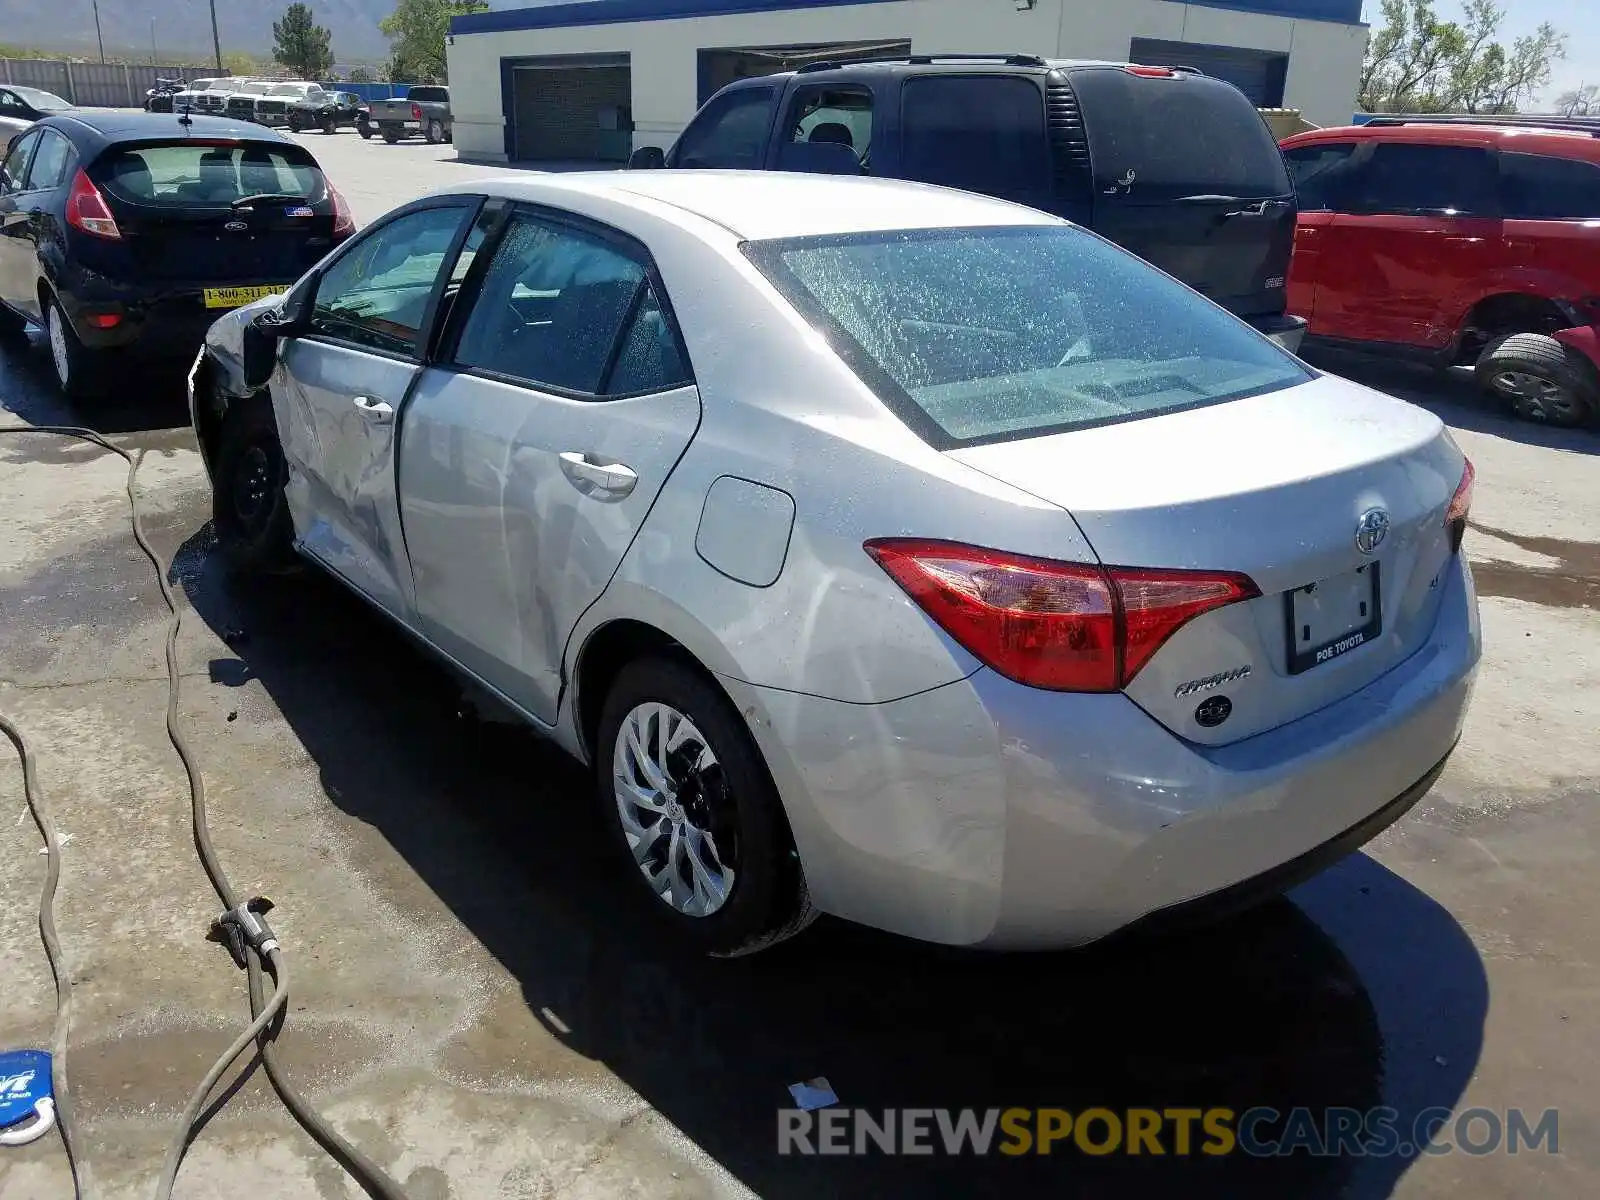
xmin=1305 ymin=348 xmax=1600 ymax=454
xmin=0 ymin=328 xmax=193 ymax=437
xmin=170 ymin=527 xmax=1489 ymax=1199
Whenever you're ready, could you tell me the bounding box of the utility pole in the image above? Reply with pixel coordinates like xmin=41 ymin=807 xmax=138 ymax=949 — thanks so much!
xmin=150 ymin=18 xmax=159 ymax=69
xmin=92 ymin=0 xmax=105 ymax=64
xmin=209 ymin=0 xmax=223 ymax=72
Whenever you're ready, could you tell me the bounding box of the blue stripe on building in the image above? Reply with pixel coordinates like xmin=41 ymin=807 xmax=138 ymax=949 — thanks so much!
xmin=452 ymin=0 xmax=1365 ymax=37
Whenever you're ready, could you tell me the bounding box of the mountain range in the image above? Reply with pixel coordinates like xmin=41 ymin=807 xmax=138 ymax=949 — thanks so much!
xmin=0 ymin=0 xmax=579 ymax=64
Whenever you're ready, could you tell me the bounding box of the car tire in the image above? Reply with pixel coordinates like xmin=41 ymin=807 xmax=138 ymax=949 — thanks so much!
xmin=1476 ymin=333 xmax=1598 ymax=428
xmin=358 ymin=122 xmax=373 ymax=139
xmin=596 ymin=656 xmax=816 ymax=957
xmin=212 ymin=400 xmax=295 ymax=574
xmin=45 ymin=297 xmax=104 ymax=401
xmin=381 ymin=128 xmax=400 ymax=144
xmin=322 ymin=114 xmax=337 ymax=135
xmin=425 ymin=119 xmax=444 ymax=145
xmin=288 ymin=112 xmax=306 ymax=133
xmin=444 ymin=126 xmax=453 ymax=145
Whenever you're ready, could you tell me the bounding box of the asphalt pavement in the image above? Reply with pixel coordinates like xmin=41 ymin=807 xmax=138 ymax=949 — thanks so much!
xmin=0 ymin=132 xmax=1595 ymax=1199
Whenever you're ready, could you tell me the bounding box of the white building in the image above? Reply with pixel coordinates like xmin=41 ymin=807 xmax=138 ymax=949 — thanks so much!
xmin=446 ymin=0 xmax=1367 ymax=163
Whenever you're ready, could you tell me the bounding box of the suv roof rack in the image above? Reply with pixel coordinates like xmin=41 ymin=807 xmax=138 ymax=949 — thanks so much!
xmin=1363 ymin=114 xmax=1600 ymax=137
xmin=796 ymin=53 xmax=1047 ymax=74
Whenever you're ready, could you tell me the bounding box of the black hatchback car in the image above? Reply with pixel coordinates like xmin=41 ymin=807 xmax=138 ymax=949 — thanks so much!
xmin=630 ymin=54 xmax=1304 ymax=348
xmin=0 ymin=110 xmax=354 ymax=398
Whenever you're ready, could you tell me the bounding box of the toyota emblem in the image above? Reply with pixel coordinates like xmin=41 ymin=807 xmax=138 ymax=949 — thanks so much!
xmin=1355 ymin=508 xmax=1390 ymax=555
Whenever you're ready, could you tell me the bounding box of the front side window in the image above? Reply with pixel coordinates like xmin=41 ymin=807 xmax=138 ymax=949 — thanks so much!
xmin=310 ymin=205 xmax=472 ymax=356
xmin=1345 ymin=143 xmax=1497 ymax=217
xmin=23 ymin=129 xmax=72 ymax=191
xmin=92 ymin=142 xmax=324 ymax=207
xmin=899 ymin=76 xmax=1050 ymax=206
xmin=671 ymin=87 xmax=775 ymax=169
xmin=1 ymin=132 xmax=38 ymax=194
xmin=453 ymin=213 xmax=688 ymax=396
xmin=1499 ymin=151 xmax=1600 ymax=220
xmin=1285 ymin=143 xmax=1358 ymax=211
xmin=745 ymin=225 xmax=1311 ymax=448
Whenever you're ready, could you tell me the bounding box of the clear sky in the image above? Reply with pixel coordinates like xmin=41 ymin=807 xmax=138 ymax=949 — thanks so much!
xmin=1361 ymin=1 xmax=1600 ymax=108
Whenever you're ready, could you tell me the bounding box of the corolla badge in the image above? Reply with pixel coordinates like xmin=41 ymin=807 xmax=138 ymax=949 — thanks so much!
xmin=1355 ymin=508 xmax=1391 ymax=555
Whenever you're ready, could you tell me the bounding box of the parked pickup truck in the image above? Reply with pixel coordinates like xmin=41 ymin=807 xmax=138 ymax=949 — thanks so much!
xmin=368 ymin=86 xmax=452 ymax=144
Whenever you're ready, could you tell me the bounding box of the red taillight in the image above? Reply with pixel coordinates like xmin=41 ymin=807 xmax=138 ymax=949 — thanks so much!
xmin=84 ymin=312 xmax=122 ymax=329
xmin=411 ymin=103 xmax=423 ymax=121
xmin=329 ymin=183 xmax=355 ymax=236
xmin=864 ymin=539 xmax=1259 ymax=693
xmin=1446 ymin=458 xmax=1475 ymax=552
xmin=1124 ymin=64 xmax=1177 ymax=78
xmin=65 ymin=169 xmax=121 ymax=240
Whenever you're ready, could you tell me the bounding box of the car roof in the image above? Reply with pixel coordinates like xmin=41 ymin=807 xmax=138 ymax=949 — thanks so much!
xmin=435 ymin=170 xmax=1063 ymax=241
xmin=1284 ymin=121 xmax=1600 ymax=159
xmin=41 ymin=110 xmax=293 ymax=147
xmin=725 ymin=57 xmax=1188 ymax=88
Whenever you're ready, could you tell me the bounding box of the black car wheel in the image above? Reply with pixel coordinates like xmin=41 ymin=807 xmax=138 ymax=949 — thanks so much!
xmin=45 ymin=298 xmax=104 ymax=401
xmin=596 ymin=656 xmax=815 ymax=957
xmin=358 ymin=119 xmax=373 ymax=139
xmin=425 ymin=119 xmax=444 ymax=145
xmin=381 ymin=128 xmax=400 ymax=144
xmin=287 ymin=112 xmax=306 ymax=133
xmin=1476 ymin=333 xmax=1599 ymax=428
xmin=212 ymin=400 xmax=294 ymax=574
xmin=322 ymin=113 xmax=337 ymax=135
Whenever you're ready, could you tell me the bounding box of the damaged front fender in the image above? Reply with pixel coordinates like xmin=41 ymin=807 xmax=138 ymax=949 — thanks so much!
xmin=187 ymin=295 xmax=286 ymax=481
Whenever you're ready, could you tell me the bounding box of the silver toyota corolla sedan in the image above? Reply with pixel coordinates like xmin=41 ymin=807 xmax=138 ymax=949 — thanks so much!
xmin=189 ymin=171 xmax=1481 ymax=956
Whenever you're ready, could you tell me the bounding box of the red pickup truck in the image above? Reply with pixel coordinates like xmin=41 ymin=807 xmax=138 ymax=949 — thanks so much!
xmin=1282 ymin=117 xmax=1600 ymax=427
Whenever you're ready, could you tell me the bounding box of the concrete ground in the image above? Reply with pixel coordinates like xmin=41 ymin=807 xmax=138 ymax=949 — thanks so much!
xmin=0 ymin=133 xmax=1596 ymax=1199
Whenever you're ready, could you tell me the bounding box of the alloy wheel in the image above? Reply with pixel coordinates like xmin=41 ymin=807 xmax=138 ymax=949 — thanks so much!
xmin=612 ymin=702 xmax=738 ymax=917
xmin=47 ymin=305 xmax=70 ymax=388
xmin=1490 ymin=370 xmax=1581 ymax=424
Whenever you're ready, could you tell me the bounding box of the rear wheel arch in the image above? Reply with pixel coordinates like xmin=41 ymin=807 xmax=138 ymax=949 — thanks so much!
xmin=1455 ymin=292 xmax=1572 ymax=364
xmin=573 ymin=618 xmax=698 ymax=766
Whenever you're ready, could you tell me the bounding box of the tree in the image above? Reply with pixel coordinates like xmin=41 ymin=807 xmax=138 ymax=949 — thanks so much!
xmin=222 ymin=51 xmax=262 ymax=77
xmin=1360 ymin=0 xmax=1565 ymax=114
xmin=349 ymin=66 xmax=376 ymax=83
xmin=379 ymin=0 xmax=488 ymax=84
xmin=273 ymin=4 xmax=334 ymax=81
xmin=1557 ymin=83 xmax=1600 ymax=117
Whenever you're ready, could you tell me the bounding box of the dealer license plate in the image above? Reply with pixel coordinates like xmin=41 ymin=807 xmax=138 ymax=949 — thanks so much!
xmin=1285 ymin=562 xmax=1381 ymax=675
xmin=403 ymin=120 xmax=421 ymax=129
xmin=203 ymin=285 xmax=288 ymax=309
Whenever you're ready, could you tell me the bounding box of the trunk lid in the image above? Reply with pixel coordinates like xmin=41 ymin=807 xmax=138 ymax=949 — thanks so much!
xmin=947 ymin=375 xmax=1466 ymax=745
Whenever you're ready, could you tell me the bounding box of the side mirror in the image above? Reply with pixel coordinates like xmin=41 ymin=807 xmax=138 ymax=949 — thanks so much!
xmin=241 ymin=278 xmax=315 ymax=390
xmin=628 ymin=145 xmax=665 ymax=171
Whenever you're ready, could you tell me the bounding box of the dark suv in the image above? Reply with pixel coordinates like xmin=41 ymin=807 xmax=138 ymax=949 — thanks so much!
xmin=629 ymin=54 xmax=1303 ymax=348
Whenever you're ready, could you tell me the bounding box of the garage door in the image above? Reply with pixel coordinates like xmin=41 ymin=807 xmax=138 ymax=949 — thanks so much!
xmin=1128 ymin=38 xmax=1288 ymax=108
xmin=511 ymin=58 xmax=633 ymax=163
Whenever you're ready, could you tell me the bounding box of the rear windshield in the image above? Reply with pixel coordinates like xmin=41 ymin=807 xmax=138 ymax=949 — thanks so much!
xmin=744 ymin=225 xmax=1310 ymax=448
xmin=233 ymin=82 xmax=271 ymax=95
xmin=1070 ymin=70 xmax=1291 ymax=203
xmin=91 ymin=142 xmax=324 ymax=207
xmin=408 ymin=87 xmax=448 ymax=103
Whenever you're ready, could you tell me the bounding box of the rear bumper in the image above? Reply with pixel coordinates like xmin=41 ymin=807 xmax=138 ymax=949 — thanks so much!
xmin=724 ymin=552 xmax=1479 ymax=949
xmin=1248 ymin=311 xmax=1309 ymax=354
xmin=1553 ymin=323 xmax=1600 ymax=373
xmin=58 ymin=282 xmax=287 ymax=358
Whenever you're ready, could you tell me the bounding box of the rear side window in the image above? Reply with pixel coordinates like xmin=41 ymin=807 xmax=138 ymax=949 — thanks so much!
xmin=1069 ymin=70 xmax=1291 ymax=203
xmin=745 ymin=225 xmax=1310 ymax=448
xmin=1500 ymin=152 xmax=1600 ymax=219
xmin=672 ymin=87 xmax=775 ymax=169
xmin=453 ymin=214 xmax=688 ymax=396
xmin=91 ymin=142 xmax=324 ymax=207
xmin=1344 ymin=143 xmax=1497 ymax=216
xmin=1285 ymin=143 xmax=1357 ymax=211
xmin=900 ymin=76 xmax=1050 ymax=206
xmin=22 ymin=129 xmax=73 ymax=191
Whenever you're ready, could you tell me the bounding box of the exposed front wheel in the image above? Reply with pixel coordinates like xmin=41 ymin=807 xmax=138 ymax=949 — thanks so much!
xmin=212 ymin=400 xmax=295 ymax=574
xmin=596 ymin=658 xmax=814 ymax=956
xmin=1476 ymin=333 xmax=1598 ymax=428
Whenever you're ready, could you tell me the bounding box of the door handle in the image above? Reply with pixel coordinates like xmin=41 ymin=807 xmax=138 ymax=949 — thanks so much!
xmin=559 ymin=451 xmax=638 ymax=497
xmin=352 ymin=395 xmax=393 ymax=424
